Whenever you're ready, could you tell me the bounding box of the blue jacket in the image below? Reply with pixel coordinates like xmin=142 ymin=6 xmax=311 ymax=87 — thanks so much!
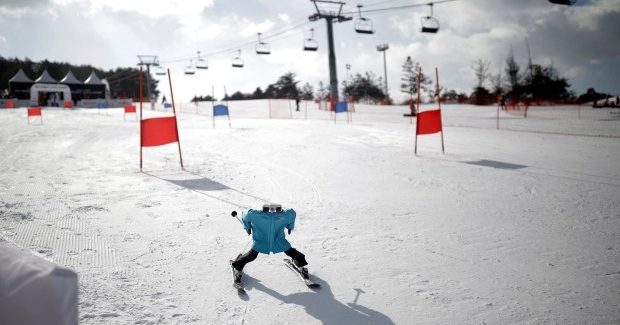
xmin=242 ymin=208 xmax=296 ymax=254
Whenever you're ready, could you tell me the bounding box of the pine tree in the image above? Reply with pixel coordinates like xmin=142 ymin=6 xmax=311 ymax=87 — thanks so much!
xmin=400 ymin=56 xmax=430 ymax=98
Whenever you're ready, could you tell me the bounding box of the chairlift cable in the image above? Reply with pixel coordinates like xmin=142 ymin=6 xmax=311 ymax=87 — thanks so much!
xmin=342 ymin=0 xmax=462 ymax=15
xmin=158 ymin=0 xmax=463 ymax=65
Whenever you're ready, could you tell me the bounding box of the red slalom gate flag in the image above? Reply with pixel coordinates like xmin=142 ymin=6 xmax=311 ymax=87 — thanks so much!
xmin=416 ymin=109 xmax=442 ymax=135
xmin=64 ymin=101 xmax=73 ymax=109
xmin=27 ymin=107 xmax=42 ymax=116
xmin=125 ymin=105 xmax=136 ymax=113
xmin=27 ymin=107 xmax=43 ymax=124
xmin=414 ymin=109 xmax=444 ymax=154
xmin=6 ymin=100 xmax=15 ymax=108
xmin=141 ymin=116 xmax=179 ymax=147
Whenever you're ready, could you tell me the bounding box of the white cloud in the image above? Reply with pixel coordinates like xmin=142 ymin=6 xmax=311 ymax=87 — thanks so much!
xmin=2 ymin=0 xmax=619 ymax=100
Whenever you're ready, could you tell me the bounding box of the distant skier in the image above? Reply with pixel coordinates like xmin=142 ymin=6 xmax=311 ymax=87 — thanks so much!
xmin=231 ymin=204 xmax=309 ymax=284
xmin=295 ymin=97 xmax=301 ymax=111
xmin=499 ymin=95 xmax=506 ymax=110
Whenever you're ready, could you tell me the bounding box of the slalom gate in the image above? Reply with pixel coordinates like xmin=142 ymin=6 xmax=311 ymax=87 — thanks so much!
xmin=268 ymin=98 xmax=308 ymax=119
xmin=124 ymin=105 xmax=137 ymax=120
xmin=211 ymin=86 xmax=231 ymax=127
xmin=333 ymin=101 xmax=352 ymax=123
xmin=27 ymin=107 xmax=43 ymax=125
xmin=64 ymin=101 xmax=73 ymax=109
xmin=415 ymin=67 xmax=445 ymax=154
xmin=139 ymin=67 xmax=183 ymax=170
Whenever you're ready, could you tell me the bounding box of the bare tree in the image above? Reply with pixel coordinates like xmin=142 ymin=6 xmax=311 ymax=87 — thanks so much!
xmin=472 ymin=58 xmax=491 ymax=90
xmin=505 ymin=49 xmax=521 ymax=94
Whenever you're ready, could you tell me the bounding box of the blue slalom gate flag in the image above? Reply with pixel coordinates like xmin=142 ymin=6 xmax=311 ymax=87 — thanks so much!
xmin=164 ymin=103 xmax=172 ymax=109
xmin=213 ymin=104 xmax=229 ymax=116
xmin=98 ymin=101 xmax=108 ymax=109
xmin=335 ymin=101 xmax=348 ymax=113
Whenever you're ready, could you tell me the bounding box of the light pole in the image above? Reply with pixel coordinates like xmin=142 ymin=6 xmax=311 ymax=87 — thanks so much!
xmin=345 ymin=63 xmax=351 ymax=97
xmin=376 ymin=43 xmax=389 ymax=101
xmin=137 ymin=55 xmax=159 ymax=110
xmin=309 ymin=0 xmax=351 ymax=110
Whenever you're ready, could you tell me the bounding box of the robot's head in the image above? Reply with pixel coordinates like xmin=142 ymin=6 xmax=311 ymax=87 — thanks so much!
xmin=262 ymin=204 xmax=282 ymax=213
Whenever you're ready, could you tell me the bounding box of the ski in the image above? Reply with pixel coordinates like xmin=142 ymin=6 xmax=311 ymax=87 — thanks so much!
xmin=229 ymin=260 xmax=246 ymax=293
xmin=283 ymin=259 xmax=321 ymax=288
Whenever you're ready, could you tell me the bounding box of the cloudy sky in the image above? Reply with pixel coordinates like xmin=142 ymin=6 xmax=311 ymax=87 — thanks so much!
xmin=0 ymin=0 xmax=618 ymax=102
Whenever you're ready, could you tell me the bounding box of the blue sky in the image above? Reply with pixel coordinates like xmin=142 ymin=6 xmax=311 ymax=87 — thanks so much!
xmin=1 ymin=0 xmax=618 ymax=101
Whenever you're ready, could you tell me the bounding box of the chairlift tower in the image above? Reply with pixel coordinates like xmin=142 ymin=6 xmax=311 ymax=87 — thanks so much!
xmin=309 ymin=0 xmax=351 ymax=109
xmin=377 ymin=44 xmax=389 ymax=100
xmin=137 ymin=55 xmax=159 ymax=105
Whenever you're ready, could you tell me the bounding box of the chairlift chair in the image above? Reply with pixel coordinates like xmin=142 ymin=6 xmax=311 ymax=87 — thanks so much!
xmin=354 ymin=5 xmax=374 ymax=34
xmin=255 ymin=33 xmax=271 ymax=55
xmin=232 ymin=50 xmax=244 ymax=68
xmin=303 ymin=28 xmax=319 ymax=51
xmin=184 ymin=59 xmax=196 ymax=75
xmin=196 ymin=51 xmax=208 ymax=69
xmin=548 ymin=0 xmax=576 ymax=5
xmin=155 ymin=66 xmax=166 ymax=76
xmin=420 ymin=3 xmax=440 ymax=33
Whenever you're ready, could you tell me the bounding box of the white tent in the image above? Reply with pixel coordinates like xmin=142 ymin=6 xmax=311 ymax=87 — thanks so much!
xmin=84 ymin=71 xmax=103 ymax=85
xmin=8 ymin=68 xmax=33 ymax=83
xmin=60 ymin=71 xmax=82 ymax=85
xmin=35 ymin=70 xmax=58 ymax=84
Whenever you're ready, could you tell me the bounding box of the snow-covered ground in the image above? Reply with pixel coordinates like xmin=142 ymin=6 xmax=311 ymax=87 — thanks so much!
xmin=1 ymin=101 xmax=619 ymax=324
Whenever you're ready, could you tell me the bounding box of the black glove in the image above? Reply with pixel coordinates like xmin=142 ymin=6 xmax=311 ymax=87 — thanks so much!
xmin=246 ymin=229 xmax=251 ymax=235
xmin=288 ymin=229 xmax=291 ymax=235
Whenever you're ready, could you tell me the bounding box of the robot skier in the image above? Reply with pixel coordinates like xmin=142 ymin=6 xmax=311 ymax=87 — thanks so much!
xmin=230 ymin=204 xmax=319 ymax=290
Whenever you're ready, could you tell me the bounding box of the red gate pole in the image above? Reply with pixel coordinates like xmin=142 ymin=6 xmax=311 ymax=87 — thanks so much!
xmin=414 ymin=67 xmax=422 ymax=155
xmin=435 ymin=67 xmax=444 ymax=154
xmin=139 ymin=67 xmax=143 ymax=171
xmin=168 ymin=69 xmax=184 ymax=169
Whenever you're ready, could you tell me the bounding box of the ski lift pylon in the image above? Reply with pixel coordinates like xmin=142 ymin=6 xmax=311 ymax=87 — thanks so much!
xmin=196 ymin=51 xmax=208 ymax=69
xmin=548 ymin=0 xmax=576 ymax=5
xmin=354 ymin=4 xmax=374 ymax=34
xmin=303 ymin=28 xmax=319 ymax=51
xmin=184 ymin=59 xmax=196 ymax=75
xmin=420 ymin=3 xmax=440 ymax=34
xmin=232 ymin=49 xmax=244 ymax=68
xmin=255 ymin=33 xmax=271 ymax=55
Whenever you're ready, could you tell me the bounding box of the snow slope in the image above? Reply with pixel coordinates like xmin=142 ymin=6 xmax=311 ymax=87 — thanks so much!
xmin=1 ymin=102 xmax=619 ymax=324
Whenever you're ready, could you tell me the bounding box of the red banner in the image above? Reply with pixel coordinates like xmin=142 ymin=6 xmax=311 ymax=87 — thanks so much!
xmin=27 ymin=107 xmax=42 ymax=116
xmin=125 ymin=105 xmax=136 ymax=113
xmin=141 ymin=116 xmax=179 ymax=147
xmin=6 ymin=100 xmax=14 ymax=109
xmin=416 ymin=109 xmax=442 ymax=135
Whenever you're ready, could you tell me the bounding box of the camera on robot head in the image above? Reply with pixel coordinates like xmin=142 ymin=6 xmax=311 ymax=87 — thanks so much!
xmin=262 ymin=204 xmax=282 ymax=213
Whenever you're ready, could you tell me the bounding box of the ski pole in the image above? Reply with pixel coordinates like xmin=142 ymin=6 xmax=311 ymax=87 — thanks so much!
xmin=231 ymin=211 xmax=251 ymax=235
xmin=231 ymin=211 xmax=242 ymax=224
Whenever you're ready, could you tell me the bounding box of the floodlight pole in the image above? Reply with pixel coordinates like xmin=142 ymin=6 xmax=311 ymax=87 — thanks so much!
xmin=309 ymin=0 xmax=351 ymax=111
xmin=137 ymin=55 xmax=159 ymax=110
xmin=377 ymin=43 xmax=389 ymax=100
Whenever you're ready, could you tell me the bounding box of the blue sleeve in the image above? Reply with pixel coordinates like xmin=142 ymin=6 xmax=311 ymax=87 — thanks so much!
xmin=242 ymin=209 xmax=254 ymax=230
xmin=285 ymin=209 xmax=296 ymax=231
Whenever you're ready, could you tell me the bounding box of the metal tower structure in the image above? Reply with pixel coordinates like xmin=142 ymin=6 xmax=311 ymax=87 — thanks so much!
xmin=377 ymin=44 xmax=389 ymax=100
xmin=309 ymin=0 xmax=351 ymax=110
xmin=137 ymin=55 xmax=159 ymax=108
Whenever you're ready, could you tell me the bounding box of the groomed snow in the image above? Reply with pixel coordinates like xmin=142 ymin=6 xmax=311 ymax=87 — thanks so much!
xmin=1 ymin=101 xmax=619 ymax=324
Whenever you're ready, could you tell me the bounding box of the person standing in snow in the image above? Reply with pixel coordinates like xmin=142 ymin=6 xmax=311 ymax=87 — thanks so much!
xmin=231 ymin=205 xmax=309 ymax=282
